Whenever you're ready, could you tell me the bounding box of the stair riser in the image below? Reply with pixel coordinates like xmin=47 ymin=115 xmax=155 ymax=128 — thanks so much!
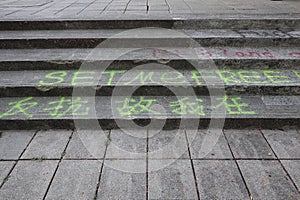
xmin=1 ymin=60 xmax=299 ymax=71
xmin=0 ymin=38 xmax=299 ymax=49
xmin=0 ymin=19 xmax=299 ymax=30
xmin=1 ymin=86 xmax=300 ymax=97
xmin=0 ymin=119 xmax=299 ymax=130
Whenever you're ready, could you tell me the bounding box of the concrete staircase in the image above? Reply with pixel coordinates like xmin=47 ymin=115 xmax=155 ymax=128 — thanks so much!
xmin=0 ymin=17 xmax=299 ymax=130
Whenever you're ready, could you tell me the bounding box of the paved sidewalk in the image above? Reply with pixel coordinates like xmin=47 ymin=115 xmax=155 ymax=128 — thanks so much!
xmin=0 ymin=0 xmax=300 ymax=20
xmin=0 ymin=128 xmax=299 ymax=199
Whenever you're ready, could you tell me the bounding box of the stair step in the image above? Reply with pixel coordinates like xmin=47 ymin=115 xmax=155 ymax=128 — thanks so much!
xmin=0 ymin=16 xmax=299 ymax=30
xmin=0 ymin=69 xmax=300 ymax=96
xmin=0 ymin=47 xmax=299 ymax=71
xmin=0 ymin=95 xmax=299 ymax=129
xmin=0 ymin=29 xmax=298 ymax=48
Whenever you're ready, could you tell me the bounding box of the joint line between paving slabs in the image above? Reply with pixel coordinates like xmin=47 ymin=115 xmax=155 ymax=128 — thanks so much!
xmin=184 ymin=129 xmax=200 ymax=200
xmin=55 ymin=0 xmax=79 ymax=15
xmin=0 ymin=129 xmax=38 ymax=189
xmin=5 ymin=6 xmax=25 ymax=16
xmin=100 ymin=0 xmax=115 ymax=14
xmin=123 ymin=0 xmax=133 ymax=14
xmin=164 ymin=0 xmax=171 ymax=14
xmin=146 ymin=0 xmax=149 ymax=14
xmin=182 ymin=0 xmax=193 ymax=13
xmin=93 ymin=130 xmax=111 ymax=200
xmin=259 ymin=129 xmax=300 ymax=193
xmin=42 ymin=130 xmax=74 ymax=200
xmin=222 ymin=129 xmax=253 ymax=200
xmin=31 ymin=1 xmax=55 ymax=15
xmin=146 ymin=128 xmax=149 ymax=200
xmin=77 ymin=0 xmax=98 ymax=15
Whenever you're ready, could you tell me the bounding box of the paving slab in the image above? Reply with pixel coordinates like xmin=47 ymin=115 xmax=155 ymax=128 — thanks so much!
xmin=224 ymin=129 xmax=275 ymax=158
xmin=186 ymin=129 xmax=232 ymax=159
xmin=148 ymin=160 xmax=198 ymax=199
xmin=193 ymin=160 xmax=249 ymax=199
xmin=0 ymin=130 xmax=35 ymax=160
xmin=45 ymin=160 xmax=101 ymax=200
xmin=0 ymin=160 xmax=58 ymax=199
xmin=238 ymin=160 xmax=300 ymax=200
xmin=64 ymin=130 xmax=108 ymax=159
xmin=21 ymin=130 xmax=72 ymax=159
xmin=97 ymin=160 xmax=146 ymax=200
xmin=0 ymin=161 xmax=15 ymax=184
xmin=281 ymin=160 xmax=300 ymax=190
xmin=148 ymin=129 xmax=189 ymax=159
xmin=262 ymin=129 xmax=300 ymax=159
xmin=105 ymin=129 xmax=147 ymax=159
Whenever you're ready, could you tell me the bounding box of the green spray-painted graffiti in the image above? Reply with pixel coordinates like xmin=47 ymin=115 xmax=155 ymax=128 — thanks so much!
xmin=43 ymin=97 xmax=90 ymax=118
xmin=0 ymin=96 xmax=257 ymax=119
xmin=39 ymin=69 xmax=300 ymax=87
xmin=115 ymin=96 xmax=256 ymax=117
xmin=0 ymin=97 xmax=38 ymax=118
xmin=116 ymin=96 xmax=160 ymax=116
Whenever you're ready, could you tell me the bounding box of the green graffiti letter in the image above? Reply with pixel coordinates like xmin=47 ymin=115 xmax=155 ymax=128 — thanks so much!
xmin=237 ymin=70 xmax=267 ymax=84
xmin=191 ymin=70 xmax=203 ymax=86
xmin=191 ymin=70 xmax=218 ymax=86
xmin=217 ymin=70 xmax=240 ymax=84
xmin=0 ymin=97 xmax=38 ymax=118
xmin=116 ymin=97 xmax=160 ymax=116
xmin=39 ymin=71 xmax=67 ymax=86
xmin=71 ymin=71 xmax=96 ymax=86
xmin=124 ymin=71 xmax=156 ymax=85
xmin=214 ymin=95 xmax=256 ymax=115
xmin=293 ymin=70 xmax=300 ymax=79
xmin=263 ymin=70 xmax=291 ymax=84
xmin=102 ymin=70 xmax=126 ymax=86
xmin=170 ymin=97 xmax=205 ymax=116
xmin=160 ymin=71 xmax=187 ymax=84
xmin=43 ymin=97 xmax=90 ymax=118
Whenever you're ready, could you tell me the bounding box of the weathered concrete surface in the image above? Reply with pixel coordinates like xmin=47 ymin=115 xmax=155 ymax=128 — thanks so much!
xmin=0 ymin=96 xmax=299 ymax=129
xmin=262 ymin=129 xmax=300 ymax=158
xmin=64 ymin=130 xmax=108 ymax=159
xmin=186 ymin=130 xmax=232 ymax=159
xmin=282 ymin=160 xmax=300 ymax=190
xmin=0 ymin=29 xmax=298 ymax=48
xmin=1 ymin=69 xmax=300 ymax=97
xmin=105 ymin=129 xmax=147 ymax=159
xmin=148 ymin=130 xmax=189 ymax=159
xmin=238 ymin=160 xmax=300 ymax=200
xmin=98 ymin=160 xmax=146 ymax=200
xmin=148 ymin=160 xmax=198 ymax=199
xmin=45 ymin=160 xmax=101 ymax=200
xmin=0 ymin=96 xmax=299 ymax=120
xmin=224 ymin=129 xmax=275 ymax=158
xmin=193 ymin=160 xmax=249 ymax=200
xmin=0 ymin=131 xmax=35 ymax=159
xmin=0 ymin=0 xmax=299 ymax=20
xmin=0 ymin=161 xmax=15 ymax=184
xmin=0 ymin=160 xmax=58 ymax=199
xmin=0 ymin=47 xmax=299 ymax=62
xmin=21 ymin=130 xmax=71 ymax=159
xmin=0 ymin=129 xmax=299 ymax=199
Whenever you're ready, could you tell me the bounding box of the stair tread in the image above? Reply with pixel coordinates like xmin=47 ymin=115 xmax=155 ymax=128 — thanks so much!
xmin=0 ymin=95 xmax=299 ymax=120
xmin=1 ymin=69 xmax=299 ymax=87
xmin=0 ymin=47 xmax=299 ymax=61
xmin=0 ymin=29 xmax=298 ymax=39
